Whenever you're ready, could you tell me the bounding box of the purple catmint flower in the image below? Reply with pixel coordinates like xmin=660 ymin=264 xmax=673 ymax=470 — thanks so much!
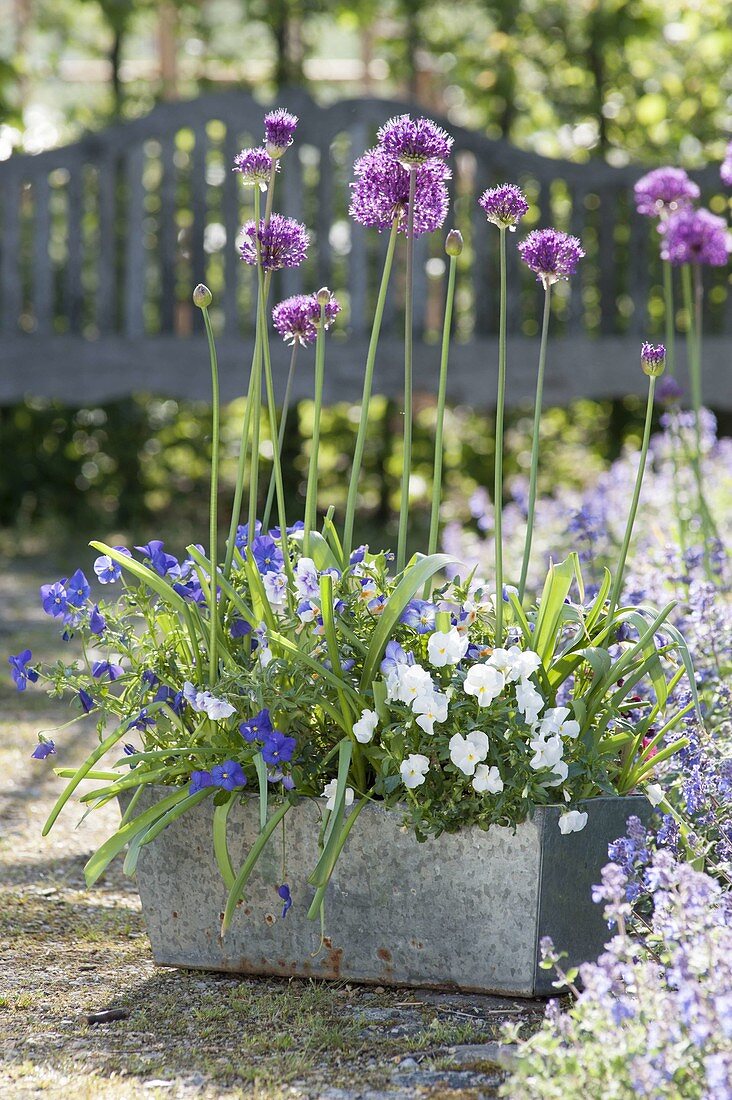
xmin=349 ymin=146 xmax=450 ymax=237
xmin=657 ymin=375 xmax=684 ymax=404
xmin=660 ymin=207 xmax=730 ymax=267
xmin=478 ymin=183 xmax=529 ymax=231
xmin=518 ymin=228 xmax=585 ymax=287
xmin=272 ymin=291 xmax=341 ymax=347
xmin=377 ymin=113 xmax=453 ymax=167
xmin=633 ymin=166 xmax=700 ymax=217
xmin=641 ymin=342 xmax=666 ymax=377
xmin=232 ymin=147 xmax=276 ymax=190
xmin=8 ymin=650 xmax=38 ymax=691
xmin=263 ymin=107 xmax=298 ymax=158
xmin=239 ymin=213 xmax=309 ymax=272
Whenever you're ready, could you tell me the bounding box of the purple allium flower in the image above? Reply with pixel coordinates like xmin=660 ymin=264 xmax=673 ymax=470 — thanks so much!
xmin=657 ymin=375 xmax=684 ymax=404
xmin=518 ymin=228 xmax=585 ymax=286
xmin=239 ymin=708 xmax=274 ymax=744
xmin=278 ymin=883 xmax=292 ymax=918
xmin=272 ymin=292 xmax=340 ymax=347
xmin=349 ymin=146 xmax=450 ymax=237
xmin=377 ymin=113 xmax=453 ymax=168
xmin=41 ymin=581 xmax=68 ymax=618
xmin=211 ymin=760 xmax=247 ymax=791
xmin=8 ymin=650 xmax=38 ymax=691
xmin=239 ymin=213 xmax=309 ymax=272
xmin=660 ymin=207 xmax=730 ymax=267
xmin=263 ymin=108 xmax=298 ymax=158
xmin=261 ymin=729 xmax=296 ymax=766
xmin=641 ymin=342 xmax=666 ymax=377
xmin=31 ymin=739 xmax=56 ymax=760
xmin=189 ymin=769 xmax=213 ymax=795
xmin=232 ymin=147 xmax=276 ymax=190
xmin=251 ymin=534 xmax=284 ymax=576
xmin=478 ymin=183 xmax=529 ymax=232
xmin=721 ymin=141 xmax=732 ymax=187
xmin=633 ymin=167 xmax=700 ymax=218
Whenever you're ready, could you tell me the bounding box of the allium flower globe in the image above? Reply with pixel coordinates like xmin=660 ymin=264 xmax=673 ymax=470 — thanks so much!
xmin=518 ymin=228 xmax=585 ymax=287
xmin=640 ymin=342 xmax=667 ymax=377
xmin=272 ymin=292 xmax=340 ymax=347
xmin=377 ymin=113 xmax=453 ymax=168
xmin=232 ymin=147 xmax=275 ymax=190
xmin=478 ymin=184 xmax=529 ymax=231
xmin=633 ymin=166 xmax=700 ymax=217
xmin=660 ymin=207 xmax=730 ymax=267
xmin=239 ymin=213 xmax=310 ymax=272
xmin=263 ymin=107 xmax=298 ymax=158
xmin=349 ymin=146 xmax=451 ymax=236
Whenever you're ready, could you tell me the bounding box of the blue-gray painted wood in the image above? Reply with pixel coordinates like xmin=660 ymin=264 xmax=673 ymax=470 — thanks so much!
xmin=0 ymin=89 xmax=729 ymax=408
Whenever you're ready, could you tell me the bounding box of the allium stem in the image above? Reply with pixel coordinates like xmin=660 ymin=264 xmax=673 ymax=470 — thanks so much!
xmin=303 ymin=300 xmax=328 ymax=555
xmin=518 ymin=284 xmax=551 ymax=601
xmin=342 ymin=217 xmax=399 ymax=562
xmin=202 ymin=305 xmax=220 ymax=686
xmin=608 ymin=374 xmax=656 ymax=617
xmin=247 ymin=185 xmax=266 ymax=546
xmin=427 ymin=252 xmax=457 ymax=558
xmin=494 ymin=226 xmax=508 ymax=643
xmin=662 ymin=260 xmax=676 ymax=375
xmin=397 ymin=168 xmax=417 ymax=574
xmin=681 ymin=261 xmax=717 ymax=570
xmin=224 ymin=308 xmax=259 ymax=580
xmin=262 ymin=342 xmax=298 ymax=532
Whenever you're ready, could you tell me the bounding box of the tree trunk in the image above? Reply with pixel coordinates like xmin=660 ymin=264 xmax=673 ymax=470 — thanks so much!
xmin=110 ymin=28 xmax=124 ymax=116
xmin=158 ymin=2 xmax=179 ymax=101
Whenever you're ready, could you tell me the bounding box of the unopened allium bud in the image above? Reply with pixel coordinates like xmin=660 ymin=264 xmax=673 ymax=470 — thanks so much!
xmin=193 ymin=284 xmax=212 ymax=309
xmin=641 ymin=342 xmax=666 ymax=377
xmin=316 ymin=286 xmax=331 ymax=306
xmin=445 ymin=229 xmax=463 ymax=256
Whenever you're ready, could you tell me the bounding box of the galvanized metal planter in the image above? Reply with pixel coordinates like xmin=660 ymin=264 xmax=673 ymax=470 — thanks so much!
xmin=124 ymin=788 xmax=647 ymax=996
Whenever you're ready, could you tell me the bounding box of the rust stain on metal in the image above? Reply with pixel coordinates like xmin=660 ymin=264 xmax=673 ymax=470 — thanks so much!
xmin=377 ymin=947 xmax=393 ymax=965
xmin=264 ymin=913 xmax=275 ymax=926
xmin=410 ymin=939 xmax=424 ymax=949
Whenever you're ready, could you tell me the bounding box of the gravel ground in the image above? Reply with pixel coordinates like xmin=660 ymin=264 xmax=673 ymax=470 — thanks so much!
xmin=0 ymin=548 xmax=544 ymax=1099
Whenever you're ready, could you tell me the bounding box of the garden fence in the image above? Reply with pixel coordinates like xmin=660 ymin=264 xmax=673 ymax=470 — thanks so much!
xmin=1 ymin=89 xmax=729 ymax=409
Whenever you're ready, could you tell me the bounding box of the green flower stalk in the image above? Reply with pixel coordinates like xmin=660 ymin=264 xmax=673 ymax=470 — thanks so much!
xmin=607 ymin=342 xmax=665 ymax=617
xmin=493 ymin=226 xmax=508 ymax=641
xmin=427 ymin=229 xmax=461 ymax=558
xmin=662 ymin=259 xmax=676 ymax=375
xmin=303 ymin=289 xmax=332 ymax=556
xmin=262 ymin=342 xmax=299 ymax=532
xmin=342 ymin=217 xmax=399 ymax=563
xmin=518 ymin=283 xmax=551 ymax=602
xmin=396 ymin=168 xmax=418 ymax=574
xmin=193 ymin=283 xmax=220 ymax=686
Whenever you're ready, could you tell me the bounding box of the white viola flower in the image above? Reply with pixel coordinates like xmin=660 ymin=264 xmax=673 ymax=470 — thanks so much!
xmin=545 ymin=759 xmax=569 ymax=787
xmin=472 ymin=764 xmax=504 ymax=794
xmin=400 ymin=753 xmax=430 ymax=789
xmin=412 ymin=691 xmax=448 ymax=736
xmin=449 ymin=730 xmax=489 ymax=776
xmin=395 ymin=663 xmax=435 ymax=706
xmin=203 ymin=695 xmax=236 ymax=721
xmin=646 ymin=783 xmax=665 ymax=807
xmin=558 ymin=810 xmax=588 ymax=834
xmin=353 ymin=708 xmax=378 ymax=744
xmin=322 ymin=779 xmax=355 ymax=811
xmin=529 ymin=733 xmax=564 ymax=772
xmin=427 ymin=627 xmax=469 ymax=668
xmin=258 ymin=645 xmax=273 ymax=669
xmin=486 ymin=647 xmax=515 ymax=679
xmin=539 ymin=706 xmax=580 ymax=740
xmin=463 ymin=662 xmax=505 ymax=707
xmin=516 ymin=678 xmax=544 ymax=724
xmin=262 ymin=570 xmax=288 ymax=611
xmin=508 ymin=645 xmax=542 ymax=682
xmin=294 ymin=556 xmax=319 ymax=599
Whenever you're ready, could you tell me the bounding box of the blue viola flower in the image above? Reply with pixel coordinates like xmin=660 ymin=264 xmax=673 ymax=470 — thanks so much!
xmin=8 ymin=650 xmax=39 ymax=691
xmin=234 ymin=520 xmax=263 ymax=549
xmin=349 ymin=545 xmax=367 ymax=564
xmin=230 ymin=617 xmax=252 ymax=639
xmin=380 ymin=639 xmax=414 ymax=676
xmin=261 ymin=730 xmax=296 ymax=766
xmin=31 ymin=739 xmax=56 ymax=760
xmin=89 ymin=604 xmax=106 ymax=636
xmin=211 ymin=760 xmax=247 ymax=791
xmin=141 ymin=669 xmax=159 ymax=688
xmin=251 ymin=535 xmax=284 ymax=576
xmin=78 ymin=688 xmax=95 ymax=713
xmin=172 ymin=577 xmax=206 ymax=604
xmin=190 ymin=769 xmax=214 ymax=794
xmin=135 ymin=540 xmax=181 ymax=579
xmin=400 ymin=599 xmax=436 ymax=634
xmin=153 ymin=684 xmax=184 ymax=714
xmin=41 ymin=582 xmax=68 ymax=618
xmin=239 ymin=708 xmax=273 ymax=743
xmin=128 ymin=708 xmax=155 ymax=731
xmin=278 ymin=884 xmax=292 ymax=918
xmin=269 ymin=519 xmax=304 ymax=538
xmin=66 ymin=569 xmax=91 ymax=608
xmin=91 ymin=660 xmax=125 ymax=681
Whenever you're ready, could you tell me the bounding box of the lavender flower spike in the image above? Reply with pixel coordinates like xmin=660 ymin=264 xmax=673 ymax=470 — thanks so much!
xmin=377 ymin=113 xmax=453 ymax=168
xmin=641 ymin=342 xmax=666 ymax=378
xmin=478 ymin=184 xmax=529 ymax=232
xmin=518 ymin=228 xmax=585 ymax=287
xmin=272 ymin=292 xmax=340 ymax=347
xmin=349 ymin=146 xmax=450 ymax=237
xmin=660 ymin=207 xmax=730 ymax=267
xmin=263 ymin=108 xmax=298 ymax=159
xmin=239 ymin=213 xmax=309 ymax=272
xmin=232 ymin=147 xmax=276 ymax=190
xmin=633 ymin=167 xmax=700 ymax=218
